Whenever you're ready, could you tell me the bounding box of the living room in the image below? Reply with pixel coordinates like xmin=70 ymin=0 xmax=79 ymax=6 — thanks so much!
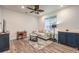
xmin=0 ymin=5 xmax=79 ymax=53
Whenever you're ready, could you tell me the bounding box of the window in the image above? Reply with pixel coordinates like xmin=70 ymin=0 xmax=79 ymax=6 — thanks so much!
xmin=44 ymin=16 xmax=57 ymax=32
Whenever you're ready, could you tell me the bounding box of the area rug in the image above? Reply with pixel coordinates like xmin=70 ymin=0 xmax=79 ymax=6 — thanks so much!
xmin=28 ymin=39 xmax=53 ymax=50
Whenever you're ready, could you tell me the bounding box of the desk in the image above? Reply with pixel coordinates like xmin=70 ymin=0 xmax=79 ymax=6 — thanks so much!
xmin=17 ymin=31 xmax=27 ymax=40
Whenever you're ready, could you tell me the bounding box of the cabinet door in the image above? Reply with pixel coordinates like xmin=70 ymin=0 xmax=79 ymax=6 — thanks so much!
xmin=58 ymin=32 xmax=66 ymax=44
xmin=2 ymin=34 xmax=9 ymax=49
xmin=67 ymin=33 xmax=77 ymax=48
xmin=0 ymin=34 xmax=9 ymax=52
xmin=75 ymin=34 xmax=79 ymax=48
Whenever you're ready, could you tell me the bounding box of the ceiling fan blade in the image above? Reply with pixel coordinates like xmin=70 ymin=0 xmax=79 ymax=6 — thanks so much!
xmin=30 ymin=11 xmax=34 ymax=13
xmin=27 ymin=7 xmax=34 ymax=10
xmin=38 ymin=9 xmax=44 ymax=12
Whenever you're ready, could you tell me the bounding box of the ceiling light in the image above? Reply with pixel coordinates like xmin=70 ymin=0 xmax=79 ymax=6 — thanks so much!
xmin=21 ymin=6 xmax=25 ymax=9
xmin=60 ymin=5 xmax=63 ymax=7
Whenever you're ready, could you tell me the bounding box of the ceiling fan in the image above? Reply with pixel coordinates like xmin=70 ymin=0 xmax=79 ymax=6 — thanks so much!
xmin=27 ymin=5 xmax=44 ymax=14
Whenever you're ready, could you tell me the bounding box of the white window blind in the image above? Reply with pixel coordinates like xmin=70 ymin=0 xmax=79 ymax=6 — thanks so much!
xmin=44 ymin=16 xmax=57 ymax=32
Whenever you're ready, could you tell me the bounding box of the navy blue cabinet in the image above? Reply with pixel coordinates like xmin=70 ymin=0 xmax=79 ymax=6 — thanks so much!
xmin=58 ymin=32 xmax=79 ymax=48
xmin=58 ymin=32 xmax=67 ymax=44
xmin=0 ymin=33 xmax=9 ymax=52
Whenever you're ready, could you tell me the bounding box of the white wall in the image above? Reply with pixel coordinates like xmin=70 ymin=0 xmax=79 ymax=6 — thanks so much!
xmin=38 ymin=12 xmax=58 ymax=40
xmin=38 ymin=6 xmax=79 ymax=41
xmin=38 ymin=12 xmax=57 ymax=31
xmin=0 ymin=8 xmax=3 ymax=32
xmin=3 ymin=6 xmax=78 ymax=40
xmin=39 ymin=6 xmax=79 ymax=33
xmin=0 ymin=7 xmax=38 ymax=40
xmin=57 ymin=6 xmax=79 ymax=33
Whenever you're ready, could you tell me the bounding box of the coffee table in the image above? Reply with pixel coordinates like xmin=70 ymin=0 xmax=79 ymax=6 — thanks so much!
xmin=29 ymin=34 xmax=53 ymax=49
xmin=29 ymin=33 xmax=52 ymax=42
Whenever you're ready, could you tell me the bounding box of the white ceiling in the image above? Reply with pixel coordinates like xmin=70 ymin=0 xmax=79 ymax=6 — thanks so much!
xmin=0 ymin=5 xmax=69 ymax=16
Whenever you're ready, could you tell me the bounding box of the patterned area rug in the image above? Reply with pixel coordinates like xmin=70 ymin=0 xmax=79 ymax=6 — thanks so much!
xmin=28 ymin=39 xmax=53 ymax=50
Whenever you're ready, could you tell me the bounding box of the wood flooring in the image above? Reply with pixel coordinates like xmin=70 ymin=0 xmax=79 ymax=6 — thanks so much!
xmin=5 ymin=39 xmax=79 ymax=53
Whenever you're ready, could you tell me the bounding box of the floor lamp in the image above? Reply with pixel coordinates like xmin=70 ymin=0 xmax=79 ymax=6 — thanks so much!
xmin=52 ymin=24 xmax=57 ymax=42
